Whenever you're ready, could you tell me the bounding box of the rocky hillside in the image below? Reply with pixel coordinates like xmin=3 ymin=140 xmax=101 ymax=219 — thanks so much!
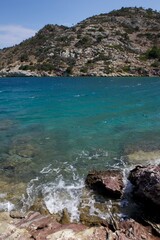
xmin=0 ymin=7 xmax=160 ymax=77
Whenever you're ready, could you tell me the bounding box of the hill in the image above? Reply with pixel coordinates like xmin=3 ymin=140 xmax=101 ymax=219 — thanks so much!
xmin=0 ymin=7 xmax=160 ymax=77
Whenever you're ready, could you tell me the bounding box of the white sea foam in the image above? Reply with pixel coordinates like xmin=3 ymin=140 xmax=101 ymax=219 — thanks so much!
xmin=21 ymin=177 xmax=39 ymax=212
xmin=22 ymin=163 xmax=85 ymax=221
xmin=40 ymin=164 xmax=53 ymax=174
xmin=0 ymin=193 xmax=7 ymax=198
xmin=78 ymin=149 xmax=108 ymax=160
xmin=149 ymin=158 xmax=160 ymax=165
xmin=0 ymin=201 xmax=14 ymax=212
xmin=74 ymin=94 xmax=86 ymax=98
xmin=42 ymin=178 xmax=84 ymax=221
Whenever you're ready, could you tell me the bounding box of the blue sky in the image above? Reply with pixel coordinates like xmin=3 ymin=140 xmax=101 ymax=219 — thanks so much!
xmin=0 ymin=0 xmax=160 ymax=49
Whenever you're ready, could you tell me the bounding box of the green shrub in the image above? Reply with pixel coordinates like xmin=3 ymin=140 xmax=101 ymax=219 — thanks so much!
xmin=37 ymin=63 xmax=55 ymax=71
xmin=20 ymin=53 xmax=29 ymax=62
xmin=80 ymin=66 xmax=88 ymax=73
xmin=19 ymin=65 xmax=35 ymax=71
xmin=75 ymin=36 xmax=92 ymax=48
xmin=151 ymin=60 xmax=160 ymax=67
xmin=146 ymin=46 xmax=160 ymax=59
xmin=123 ymin=65 xmax=131 ymax=72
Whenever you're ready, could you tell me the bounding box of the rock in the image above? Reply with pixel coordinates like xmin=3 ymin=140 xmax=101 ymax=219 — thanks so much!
xmin=85 ymin=170 xmax=124 ymax=198
xmin=0 ymin=178 xmax=27 ymax=207
xmin=0 ymin=119 xmax=14 ymax=131
xmin=0 ymin=212 xmax=31 ymax=240
xmin=126 ymin=150 xmax=160 ymax=165
xmin=144 ymin=220 xmax=160 ymax=237
xmin=60 ymin=208 xmax=71 ymax=224
xmin=9 ymin=144 xmax=37 ymax=158
xmin=128 ymin=165 xmax=160 ymax=208
xmin=80 ymin=208 xmax=108 ymax=227
xmin=10 ymin=210 xmax=25 ymax=219
xmin=29 ymin=197 xmax=50 ymax=215
xmin=0 ymin=211 xmax=159 ymax=240
xmin=117 ymin=219 xmax=160 ymax=240
xmin=46 ymin=226 xmax=107 ymax=240
xmin=15 ymin=211 xmax=61 ymax=239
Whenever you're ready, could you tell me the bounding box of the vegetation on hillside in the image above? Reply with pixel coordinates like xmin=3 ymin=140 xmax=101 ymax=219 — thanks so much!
xmin=0 ymin=7 xmax=160 ymax=77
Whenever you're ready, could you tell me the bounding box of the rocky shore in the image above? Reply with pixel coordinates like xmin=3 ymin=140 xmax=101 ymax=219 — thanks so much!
xmin=0 ymin=163 xmax=159 ymax=240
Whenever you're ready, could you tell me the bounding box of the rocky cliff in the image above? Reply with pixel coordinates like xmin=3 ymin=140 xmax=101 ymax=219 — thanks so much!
xmin=0 ymin=7 xmax=160 ymax=77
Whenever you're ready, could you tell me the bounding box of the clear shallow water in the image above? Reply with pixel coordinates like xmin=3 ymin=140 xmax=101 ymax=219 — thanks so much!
xmin=0 ymin=77 xmax=160 ymax=218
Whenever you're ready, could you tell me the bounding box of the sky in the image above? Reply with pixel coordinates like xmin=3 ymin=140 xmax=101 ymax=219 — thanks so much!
xmin=0 ymin=0 xmax=160 ymax=49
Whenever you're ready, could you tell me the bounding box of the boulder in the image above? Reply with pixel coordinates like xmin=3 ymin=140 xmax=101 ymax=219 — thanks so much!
xmin=85 ymin=170 xmax=124 ymax=198
xmin=128 ymin=165 xmax=160 ymax=208
xmin=117 ymin=219 xmax=159 ymax=240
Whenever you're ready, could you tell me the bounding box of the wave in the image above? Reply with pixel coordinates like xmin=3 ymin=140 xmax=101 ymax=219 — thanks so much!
xmin=21 ymin=163 xmax=84 ymax=221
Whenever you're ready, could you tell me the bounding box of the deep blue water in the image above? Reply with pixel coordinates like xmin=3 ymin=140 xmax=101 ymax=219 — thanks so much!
xmin=1 ymin=76 xmax=160 ymax=215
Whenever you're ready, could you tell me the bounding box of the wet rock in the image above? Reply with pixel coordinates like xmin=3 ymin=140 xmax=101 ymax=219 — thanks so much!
xmin=0 ymin=119 xmax=14 ymax=131
xmin=9 ymin=143 xmax=37 ymax=158
xmin=85 ymin=170 xmax=124 ymax=198
xmin=1 ymin=153 xmax=37 ymax=181
xmin=80 ymin=206 xmax=108 ymax=227
xmin=128 ymin=165 xmax=160 ymax=208
xmin=0 ymin=178 xmax=27 ymax=206
xmin=9 ymin=134 xmax=40 ymax=160
xmin=29 ymin=197 xmax=50 ymax=215
xmin=126 ymin=150 xmax=160 ymax=165
xmin=5 ymin=154 xmax=33 ymax=169
xmin=60 ymin=208 xmax=71 ymax=224
xmin=10 ymin=210 xmax=25 ymax=219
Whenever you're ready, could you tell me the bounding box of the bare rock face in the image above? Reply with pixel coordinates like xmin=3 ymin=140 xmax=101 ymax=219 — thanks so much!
xmin=85 ymin=170 xmax=124 ymax=198
xmin=128 ymin=165 xmax=160 ymax=207
xmin=0 ymin=211 xmax=159 ymax=240
xmin=116 ymin=219 xmax=160 ymax=240
xmin=46 ymin=226 xmax=107 ymax=240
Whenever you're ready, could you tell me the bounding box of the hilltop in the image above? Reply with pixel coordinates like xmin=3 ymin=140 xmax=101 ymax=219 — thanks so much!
xmin=0 ymin=7 xmax=160 ymax=77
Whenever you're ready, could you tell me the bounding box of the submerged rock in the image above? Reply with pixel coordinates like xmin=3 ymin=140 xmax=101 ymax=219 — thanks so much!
xmin=0 ymin=178 xmax=27 ymax=208
xmin=85 ymin=170 xmax=124 ymax=198
xmin=0 ymin=119 xmax=15 ymax=131
xmin=128 ymin=164 xmax=160 ymax=208
xmin=126 ymin=150 xmax=160 ymax=165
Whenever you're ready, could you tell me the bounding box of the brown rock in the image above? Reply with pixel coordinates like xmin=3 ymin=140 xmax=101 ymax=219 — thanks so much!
xmin=10 ymin=210 xmax=25 ymax=219
xmin=60 ymin=208 xmax=71 ymax=224
xmin=16 ymin=211 xmax=62 ymax=240
xmin=85 ymin=170 xmax=124 ymax=198
xmin=128 ymin=165 xmax=160 ymax=207
xmin=0 ymin=212 xmax=31 ymax=240
xmin=117 ymin=219 xmax=159 ymax=240
xmin=46 ymin=226 xmax=107 ymax=240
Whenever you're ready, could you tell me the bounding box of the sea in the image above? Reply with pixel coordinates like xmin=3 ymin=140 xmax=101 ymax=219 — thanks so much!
xmin=0 ymin=76 xmax=160 ymax=220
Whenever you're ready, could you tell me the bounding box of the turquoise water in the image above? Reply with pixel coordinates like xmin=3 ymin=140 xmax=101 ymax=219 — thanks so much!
xmin=0 ymin=77 xmax=160 ymax=215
